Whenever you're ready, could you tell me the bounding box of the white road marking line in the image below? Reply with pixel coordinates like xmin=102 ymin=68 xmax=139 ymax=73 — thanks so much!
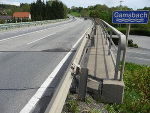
xmin=0 ymin=28 xmax=52 ymax=42
xmin=127 ymin=56 xmax=150 ymax=61
xmin=27 ymin=33 xmax=56 ymax=45
xmin=0 ymin=19 xmax=74 ymax=42
xmin=113 ymin=49 xmax=150 ymax=56
xmin=114 ymin=53 xmax=150 ymax=61
xmin=20 ymin=25 xmax=90 ymax=113
xmin=127 ymin=50 xmax=150 ymax=55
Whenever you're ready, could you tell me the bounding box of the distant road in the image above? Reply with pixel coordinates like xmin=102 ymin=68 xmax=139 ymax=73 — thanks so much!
xmin=126 ymin=35 xmax=150 ymax=66
xmin=0 ymin=18 xmax=93 ymax=113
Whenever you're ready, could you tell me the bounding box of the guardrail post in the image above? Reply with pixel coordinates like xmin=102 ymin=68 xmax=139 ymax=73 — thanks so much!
xmin=94 ymin=26 xmax=96 ymax=35
xmin=78 ymin=68 xmax=88 ymax=101
xmin=120 ymin=49 xmax=126 ymax=80
xmin=91 ymin=36 xmax=95 ymax=46
xmin=108 ymin=30 xmax=112 ymax=55
xmin=114 ymin=39 xmax=122 ymax=80
xmin=105 ymin=28 xmax=108 ymax=45
xmin=100 ymin=22 xmax=107 ymax=44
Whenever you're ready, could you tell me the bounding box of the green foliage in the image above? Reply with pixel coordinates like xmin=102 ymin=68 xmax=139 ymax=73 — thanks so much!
xmin=89 ymin=10 xmax=100 ymax=18
xmin=0 ymin=19 xmax=5 ymax=24
xmin=89 ymin=108 xmax=103 ymax=113
xmin=80 ymin=9 xmax=89 ymax=17
xmin=20 ymin=3 xmax=30 ymax=12
xmin=128 ymin=40 xmax=138 ymax=48
xmin=70 ymin=6 xmax=83 ymax=13
xmin=70 ymin=5 xmax=131 ymax=24
xmin=106 ymin=63 xmax=150 ymax=113
xmin=70 ymin=12 xmax=81 ymax=17
xmin=69 ymin=5 xmax=150 ymax=31
xmin=30 ymin=0 xmax=45 ymax=21
xmin=112 ymin=38 xmax=138 ymax=48
xmin=117 ymin=27 xmax=150 ymax=36
xmin=65 ymin=99 xmax=79 ymax=113
xmin=30 ymin=0 xmax=67 ymax=21
xmin=0 ymin=4 xmax=30 ymax=16
xmin=85 ymin=95 xmax=93 ymax=104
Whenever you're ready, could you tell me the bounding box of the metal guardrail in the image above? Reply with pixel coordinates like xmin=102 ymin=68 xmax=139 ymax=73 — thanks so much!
xmin=99 ymin=19 xmax=127 ymax=81
xmin=44 ymin=23 xmax=94 ymax=113
xmin=0 ymin=19 xmax=69 ymax=31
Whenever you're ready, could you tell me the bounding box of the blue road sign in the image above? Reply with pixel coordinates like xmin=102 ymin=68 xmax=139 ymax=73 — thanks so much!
xmin=112 ymin=11 xmax=149 ymax=24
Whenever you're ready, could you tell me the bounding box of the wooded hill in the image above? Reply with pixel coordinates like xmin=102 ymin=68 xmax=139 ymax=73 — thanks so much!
xmin=69 ymin=5 xmax=150 ymax=36
xmin=0 ymin=3 xmax=30 ymax=16
xmin=0 ymin=0 xmax=68 ymax=21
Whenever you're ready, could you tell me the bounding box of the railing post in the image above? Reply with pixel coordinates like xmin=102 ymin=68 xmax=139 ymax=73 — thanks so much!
xmin=120 ymin=48 xmax=126 ymax=80
xmin=101 ymin=23 xmax=108 ymax=44
xmin=94 ymin=26 xmax=96 ymax=35
xmin=78 ymin=68 xmax=88 ymax=101
xmin=105 ymin=27 xmax=109 ymax=44
xmin=108 ymin=30 xmax=112 ymax=55
xmin=114 ymin=38 xmax=122 ymax=80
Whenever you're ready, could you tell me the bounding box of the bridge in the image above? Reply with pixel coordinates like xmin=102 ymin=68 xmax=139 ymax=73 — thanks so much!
xmin=0 ymin=17 xmax=128 ymax=113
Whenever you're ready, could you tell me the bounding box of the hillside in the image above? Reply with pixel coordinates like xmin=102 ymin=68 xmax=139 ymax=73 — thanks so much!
xmin=0 ymin=4 xmax=30 ymax=16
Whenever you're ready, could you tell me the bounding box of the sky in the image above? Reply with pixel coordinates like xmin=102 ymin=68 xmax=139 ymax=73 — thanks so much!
xmin=0 ymin=0 xmax=150 ymax=9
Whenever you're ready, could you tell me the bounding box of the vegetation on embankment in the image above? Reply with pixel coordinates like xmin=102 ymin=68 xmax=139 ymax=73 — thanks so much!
xmin=62 ymin=94 xmax=106 ymax=113
xmin=69 ymin=6 xmax=150 ymax=36
xmin=106 ymin=63 xmax=150 ymax=113
xmin=0 ymin=0 xmax=68 ymax=23
xmin=70 ymin=12 xmax=81 ymax=17
xmin=112 ymin=38 xmax=138 ymax=48
xmin=116 ymin=27 xmax=150 ymax=37
xmin=63 ymin=63 xmax=150 ymax=113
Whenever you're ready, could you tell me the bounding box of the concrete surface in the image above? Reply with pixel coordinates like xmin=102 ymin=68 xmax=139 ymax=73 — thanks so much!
xmin=87 ymin=25 xmax=115 ymax=80
xmin=126 ymin=35 xmax=150 ymax=66
xmin=86 ymin=25 xmax=124 ymax=103
xmin=0 ymin=18 xmax=92 ymax=113
xmin=100 ymin=80 xmax=124 ymax=103
xmin=112 ymin=35 xmax=150 ymax=66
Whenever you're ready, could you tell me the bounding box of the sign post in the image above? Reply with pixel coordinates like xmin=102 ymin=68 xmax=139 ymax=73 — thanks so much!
xmin=112 ymin=10 xmax=149 ymax=76
xmin=126 ymin=24 xmax=130 ymax=45
xmin=112 ymin=11 xmax=149 ymax=24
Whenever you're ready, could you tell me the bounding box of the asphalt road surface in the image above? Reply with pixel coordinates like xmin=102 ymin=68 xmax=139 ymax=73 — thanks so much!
xmin=112 ymin=35 xmax=150 ymax=66
xmin=0 ymin=18 xmax=93 ymax=113
xmin=127 ymin=35 xmax=150 ymax=66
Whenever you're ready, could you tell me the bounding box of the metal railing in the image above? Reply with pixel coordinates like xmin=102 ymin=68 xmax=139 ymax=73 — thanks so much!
xmin=99 ymin=19 xmax=127 ymax=81
xmin=45 ymin=23 xmax=94 ymax=113
xmin=0 ymin=18 xmax=69 ymax=31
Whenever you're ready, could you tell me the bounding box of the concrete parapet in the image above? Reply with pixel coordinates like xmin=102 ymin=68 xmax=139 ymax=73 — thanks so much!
xmin=100 ymin=80 xmax=124 ymax=103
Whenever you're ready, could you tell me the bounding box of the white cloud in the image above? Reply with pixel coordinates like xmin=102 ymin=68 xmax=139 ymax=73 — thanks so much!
xmin=0 ymin=0 xmax=20 ymax=6
xmin=0 ymin=0 xmax=149 ymax=9
xmin=61 ymin=0 xmax=150 ymax=9
xmin=61 ymin=0 xmax=121 ymax=8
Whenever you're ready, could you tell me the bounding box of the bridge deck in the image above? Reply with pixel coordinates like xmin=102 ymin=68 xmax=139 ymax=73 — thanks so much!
xmin=87 ymin=25 xmax=115 ymax=80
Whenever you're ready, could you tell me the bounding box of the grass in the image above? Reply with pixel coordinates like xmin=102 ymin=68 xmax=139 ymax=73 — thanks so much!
xmin=70 ymin=11 xmax=81 ymax=17
xmin=62 ymin=94 xmax=105 ymax=113
xmin=63 ymin=63 xmax=150 ymax=113
xmin=106 ymin=63 xmax=150 ymax=113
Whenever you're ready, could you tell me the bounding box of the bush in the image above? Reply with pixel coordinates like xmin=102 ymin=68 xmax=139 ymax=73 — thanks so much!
xmin=106 ymin=63 xmax=150 ymax=113
xmin=0 ymin=19 xmax=5 ymax=24
xmin=112 ymin=38 xmax=138 ymax=48
xmin=117 ymin=28 xmax=150 ymax=37
xmin=70 ymin=11 xmax=81 ymax=17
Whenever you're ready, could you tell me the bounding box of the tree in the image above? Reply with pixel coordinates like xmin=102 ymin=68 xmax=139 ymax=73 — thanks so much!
xmin=81 ymin=9 xmax=89 ymax=17
xmin=89 ymin=10 xmax=100 ymax=18
xmin=20 ymin=3 xmax=30 ymax=12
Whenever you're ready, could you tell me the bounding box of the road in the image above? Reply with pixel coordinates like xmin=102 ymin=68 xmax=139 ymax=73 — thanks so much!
xmin=112 ymin=35 xmax=150 ymax=66
xmin=126 ymin=35 xmax=150 ymax=66
xmin=0 ymin=18 xmax=93 ymax=113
